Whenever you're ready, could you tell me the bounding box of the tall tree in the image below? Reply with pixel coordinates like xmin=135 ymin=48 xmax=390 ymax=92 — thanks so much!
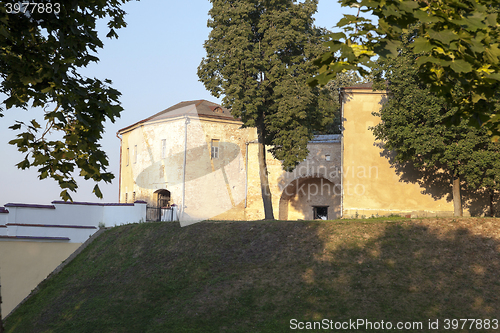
xmin=310 ymin=0 xmax=500 ymax=140
xmin=198 ymin=0 xmax=326 ymax=219
xmin=372 ymin=32 xmax=500 ymax=217
xmin=1 ymin=0 xmax=136 ymax=201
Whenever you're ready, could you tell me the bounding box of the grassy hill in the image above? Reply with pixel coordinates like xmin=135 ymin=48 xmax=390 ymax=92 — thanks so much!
xmin=5 ymin=217 xmax=500 ymax=332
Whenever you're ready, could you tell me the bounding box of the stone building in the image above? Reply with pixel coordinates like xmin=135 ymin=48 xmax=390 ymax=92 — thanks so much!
xmin=117 ymin=100 xmax=340 ymax=224
xmin=340 ymin=83 xmax=496 ymax=218
xmin=118 ymin=89 xmax=492 ymax=223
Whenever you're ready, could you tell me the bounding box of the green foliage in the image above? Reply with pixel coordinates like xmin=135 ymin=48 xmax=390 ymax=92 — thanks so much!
xmin=198 ymin=0 xmax=326 ymax=171
xmin=371 ymin=30 xmax=500 ymax=213
xmin=311 ymin=0 xmax=500 ymax=140
xmin=317 ymin=70 xmax=367 ymax=134
xmin=0 ymin=1 xmax=135 ymax=200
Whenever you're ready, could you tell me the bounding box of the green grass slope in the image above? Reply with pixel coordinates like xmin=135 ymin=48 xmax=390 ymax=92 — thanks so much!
xmin=5 ymin=218 xmax=500 ymax=332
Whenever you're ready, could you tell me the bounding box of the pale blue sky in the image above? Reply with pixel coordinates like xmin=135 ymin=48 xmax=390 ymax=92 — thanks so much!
xmin=0 ymin=0 xmax=359 ymax=205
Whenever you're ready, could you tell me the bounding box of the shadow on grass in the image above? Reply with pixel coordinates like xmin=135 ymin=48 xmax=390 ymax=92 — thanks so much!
xmin=303 ymin=221 xmax=500 ymax=331
xmin=5 ymin=219 xmax=500 ymax=332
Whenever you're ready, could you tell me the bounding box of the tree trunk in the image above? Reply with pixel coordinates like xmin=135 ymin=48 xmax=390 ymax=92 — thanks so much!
xmin=452 ymin=175 xmax=463 ymax=217
xmin=490 ymin=190 xmax=495 ymax=217
xmin=257 ymin=123 xmax=275 ymax=220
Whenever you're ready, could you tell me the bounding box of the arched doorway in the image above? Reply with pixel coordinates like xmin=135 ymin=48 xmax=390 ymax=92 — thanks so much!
xmin=279 ymin=177 xmax=340 ymax=220
xmin=147 ymin=189 xmax=174 ymax=222
xmin=154 ymin=189 xmax=171 ymax=208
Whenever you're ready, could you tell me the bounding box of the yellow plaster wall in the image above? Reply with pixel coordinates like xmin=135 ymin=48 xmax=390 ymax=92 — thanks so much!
xmin=342 ymin=88 xmax=456 ymax=218
xmin=0 ymin=241 xmax=81 ymax=316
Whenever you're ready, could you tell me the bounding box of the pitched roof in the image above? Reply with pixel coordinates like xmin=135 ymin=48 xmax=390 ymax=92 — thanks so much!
xmin=343 ymin=82 xmax=373 ymax=89
xmin=341 ymin=82 xmax=388 ymax=90
xmin=118 ymin=100 xmax=238 ymax=134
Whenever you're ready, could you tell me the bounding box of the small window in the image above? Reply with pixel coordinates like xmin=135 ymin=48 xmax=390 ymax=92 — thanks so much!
xmin=125 ymin=193 xmax=128 ymax=203
xmin=134 ymin=145 xmax=138 ymax=164
xmin=133 ymin=192 xmax=136 ymax=202
xmin=126 ymin=148 xmax=129 ymax=166
xmin=313 ymin=206 xmax=328 ymax=220
xmin=325 ymin=154 xmax=331 ymax=161
xmin=161 ymin=139 xmax=167 ymax=158
xmin=211 ymin=139 xmax=219 ymax=159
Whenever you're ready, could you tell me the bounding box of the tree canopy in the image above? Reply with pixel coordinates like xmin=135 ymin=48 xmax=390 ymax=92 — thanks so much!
xmin=317 ymin=70 xmax=367 ymax=134
xmin=310 ymin=0 xmax=500 ymax=140
xmin=198 ymin=0 xmax=326 ymax=219
xmin=372 ymin=31 xmax=500 ymax=217
xmin=0 ymin=0 xmax=134 ymax=201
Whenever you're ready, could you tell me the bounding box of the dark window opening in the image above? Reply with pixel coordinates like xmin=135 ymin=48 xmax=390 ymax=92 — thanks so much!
xmin=156 ymin=189 xmax=171 ymax=208
xmin=313 ymin=206 xmax=328 ymax=220
xmin=211 ymin=139 xmax=219 ymax=159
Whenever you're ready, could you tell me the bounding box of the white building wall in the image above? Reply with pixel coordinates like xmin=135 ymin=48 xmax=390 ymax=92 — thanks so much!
xmin=0 ymin=209 xmax=8 ymax=225
xmin=50 ymin=202 xmax=104 ymax=227
xmin=101 ymin=203 xmax=147 ymax=227
xmin=0 ymin=201 xmax=147 ymax=243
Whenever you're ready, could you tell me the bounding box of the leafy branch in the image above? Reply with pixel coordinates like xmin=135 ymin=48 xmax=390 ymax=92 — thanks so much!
xmin=310 ymin=0 xmax=500 ymax=140
xmin=1 ymin=0 xmax=135 ymax=200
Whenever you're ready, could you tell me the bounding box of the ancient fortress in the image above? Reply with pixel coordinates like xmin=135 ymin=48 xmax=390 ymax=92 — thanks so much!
xmin=117 ymin=84 xmax=476 ymax=223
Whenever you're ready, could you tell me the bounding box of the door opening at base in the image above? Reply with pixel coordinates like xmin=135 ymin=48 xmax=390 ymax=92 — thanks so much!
xmin=313 ymin=206 xmax=329 ymax=220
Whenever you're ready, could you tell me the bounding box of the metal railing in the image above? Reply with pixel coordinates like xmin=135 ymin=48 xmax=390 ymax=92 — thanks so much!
xmin=146 ymin=206 xmax=175 ymax=222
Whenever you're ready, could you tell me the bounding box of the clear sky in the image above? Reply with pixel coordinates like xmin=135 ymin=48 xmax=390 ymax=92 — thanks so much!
xmin=0 ymin=0 xmax=359 ymax=206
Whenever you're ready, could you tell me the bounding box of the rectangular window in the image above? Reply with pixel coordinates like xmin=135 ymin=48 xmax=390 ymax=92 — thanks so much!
xmin=161 ymin=139 xmax=167 ymax=159
xmin=133 ymin=192 xmax=136 ymax=202
xmin=126 ymin=148 xmax=129 ymax=166
xmin=313 ymin=206 xmax=328 ymax=220
xmin=211 ymin=139 xmax=219 ymax=159
xmin=125 ymin=193 xmax=128 ymax=203
xmin=134 ymin=145 xmax=138 ymax=164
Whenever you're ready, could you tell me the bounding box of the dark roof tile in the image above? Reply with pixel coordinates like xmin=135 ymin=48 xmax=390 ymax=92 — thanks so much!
xmin=118 ymin=100 xmax=238 ymax=134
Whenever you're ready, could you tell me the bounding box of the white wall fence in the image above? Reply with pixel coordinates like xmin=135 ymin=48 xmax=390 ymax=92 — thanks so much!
xmin=0 ymin=201 xmax=147 ymax=243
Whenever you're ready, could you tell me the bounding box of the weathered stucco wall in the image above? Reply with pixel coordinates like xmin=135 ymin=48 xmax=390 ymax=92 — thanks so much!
xmin=341 ymin=87 xmax=456 ymax=218
xmin=119 ymin=111 xmax=343 ymax=222
xmin=245 ymin=140 xmax=342 ymax=221
xmin=0 ymin=241 xmax=81 ymax=316
xmin=119 ymin=117 xmax=185 ymax=206
xmin=119 ymin=115 xmax=257 ymax=223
